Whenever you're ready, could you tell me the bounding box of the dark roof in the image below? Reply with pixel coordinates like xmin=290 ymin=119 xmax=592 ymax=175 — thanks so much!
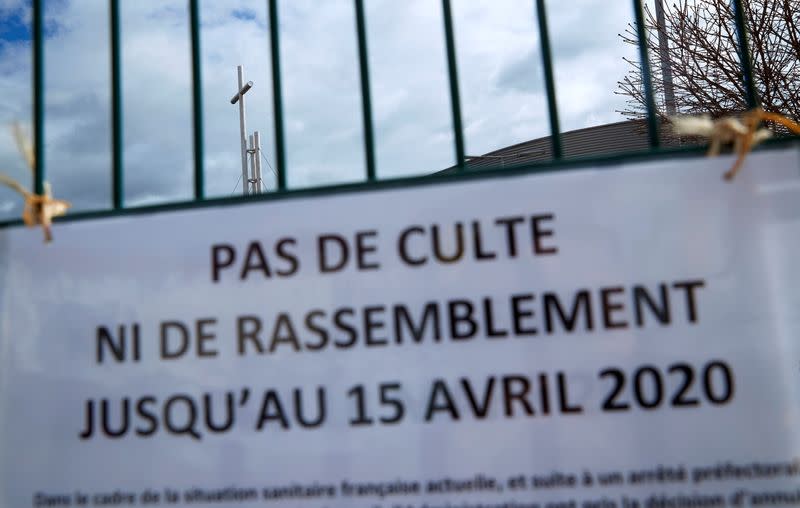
xmin=443 ymin=119 xmax=672 ymax=172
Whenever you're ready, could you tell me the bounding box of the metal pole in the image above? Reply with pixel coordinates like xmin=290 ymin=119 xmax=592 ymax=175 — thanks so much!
xmin=109 ymin=0 xmax=124 ymax=208
xmin=654 ymin=0 xmax=676 ymax=116
xmin=731 ymin=0 xmax=759 ymax=108
xmin=535 ymin=0 xmax=563 ymax=159
xmin=254 ymin=131 xmax=263 ymax=194
xmin=237 ymin=65 xmax=249 ymax=196
xmin=248 ymin=134 xmax=257 ymax=194
xmin=632 ymin=0 xmax=661 ymax=148
xmin=32 ymin=0 xmax=45 ymax=195
xmin=268 ymin=0 xmax=287 ymax=190
xmin=354 ymin=0 xmax=377 ymax=181
xmin=441 ymin=0 xmax=466 ymax=171
xmin=230 ymin=71 xmax=253 ymax=196
xmin=189 ymin=0 xmax=205 ymax=200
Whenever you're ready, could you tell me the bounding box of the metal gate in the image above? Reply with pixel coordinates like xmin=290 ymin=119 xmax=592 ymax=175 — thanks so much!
xmin=0 ymin=0 xmax=789 ymax=232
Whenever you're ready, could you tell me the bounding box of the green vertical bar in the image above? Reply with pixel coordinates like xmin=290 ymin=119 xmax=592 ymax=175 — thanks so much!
xmin=535 ymin=0 xmax=563 ymax=159
xmin=632 ymin=0 xmax=660 ymax=148
xmin=109 ymin=0 xmax=124 ymax=209
xmin=354 ymin=0 xmax=377 ymax=181
xmin=32 ymin=0 xmax=45 ymax=195
xmin=269 ymin=0 xmax=287 ymax=191
xmin=441 ymin=0 xmax=465 ymax=171
xmin=189 ymin=0 xmax=205 ymax=200
xmin=731 ymin=0 xmax=759 ymax=108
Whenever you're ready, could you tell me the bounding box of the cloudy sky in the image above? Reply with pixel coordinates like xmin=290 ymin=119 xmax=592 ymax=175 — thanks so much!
xmin=0 ymin=0 xmax=641 ymax=220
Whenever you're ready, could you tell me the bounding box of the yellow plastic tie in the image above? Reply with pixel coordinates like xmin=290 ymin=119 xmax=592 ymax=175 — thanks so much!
xmin=0 ymin=123 xmax=70 ymax=243
xmin=672 ymin=108 xmax=800 ymax=181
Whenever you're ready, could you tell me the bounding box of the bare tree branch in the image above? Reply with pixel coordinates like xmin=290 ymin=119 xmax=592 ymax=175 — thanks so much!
xmin=617 ymin=0 xmax=800 ymax=138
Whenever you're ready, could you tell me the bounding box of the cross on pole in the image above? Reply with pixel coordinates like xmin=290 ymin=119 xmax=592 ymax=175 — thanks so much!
xmin=230 ymin=65 xmax=253 ymax=196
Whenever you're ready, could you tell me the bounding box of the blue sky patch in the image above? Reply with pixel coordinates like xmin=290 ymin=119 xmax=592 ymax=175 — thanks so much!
xmin=0 ymin=12 xmax=29 ymax=43
xmin=232 ymin=8 xmax=256 ymax=22
xmin=0 ymin=0 xmax=66 ymax=44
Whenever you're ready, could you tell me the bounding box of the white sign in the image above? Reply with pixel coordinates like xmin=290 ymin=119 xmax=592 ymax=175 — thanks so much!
xmin=1 ymin=147 xmax=800 ymax=508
